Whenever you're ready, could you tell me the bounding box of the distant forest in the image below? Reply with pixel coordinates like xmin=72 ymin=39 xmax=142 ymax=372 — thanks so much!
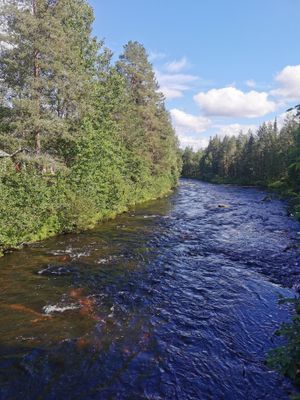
xmin=182 ymin=106 xmax=300 ymax=218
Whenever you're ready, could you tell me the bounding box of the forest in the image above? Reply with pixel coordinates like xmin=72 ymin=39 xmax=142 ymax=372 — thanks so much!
xmin=0 ymin=0 xmax=181 ymax=254
xmin=182 ymin=107 xmax=300 ymax=219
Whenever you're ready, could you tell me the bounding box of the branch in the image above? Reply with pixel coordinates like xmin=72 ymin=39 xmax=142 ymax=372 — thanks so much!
xmin=10 ymin=148 xmax=31 ymax=158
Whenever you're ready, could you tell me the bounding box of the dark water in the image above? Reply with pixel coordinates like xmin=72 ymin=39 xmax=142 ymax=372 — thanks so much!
xmin=0 ymin=179 xmax=300 ymax=400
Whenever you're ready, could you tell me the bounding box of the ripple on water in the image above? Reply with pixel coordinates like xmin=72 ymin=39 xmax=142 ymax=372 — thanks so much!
xmin=0 ymin=179 xmax=299 ymax=399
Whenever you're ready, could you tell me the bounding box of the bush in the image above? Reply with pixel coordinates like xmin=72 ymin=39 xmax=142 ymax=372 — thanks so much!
xmin=267 ymin=296 xmax=300 ymax=398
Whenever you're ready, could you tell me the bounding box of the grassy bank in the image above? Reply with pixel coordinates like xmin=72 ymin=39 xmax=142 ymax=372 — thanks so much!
xmin=268 ymin=180 xmax=300 ymax=220
xmin=0 ymin=158 xmax=177 ymax=255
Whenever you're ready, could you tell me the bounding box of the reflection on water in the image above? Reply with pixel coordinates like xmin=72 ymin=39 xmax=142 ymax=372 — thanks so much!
xmin=0 ymin=179 xmax=299 ymax=399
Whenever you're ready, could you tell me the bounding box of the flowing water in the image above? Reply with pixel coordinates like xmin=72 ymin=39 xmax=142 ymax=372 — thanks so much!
xmin=0 ymin=179 xmax=300 ymax=400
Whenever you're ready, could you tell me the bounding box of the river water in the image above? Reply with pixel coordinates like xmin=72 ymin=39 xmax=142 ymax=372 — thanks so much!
xmin=0 ymin=179 xmax=299 ymax=400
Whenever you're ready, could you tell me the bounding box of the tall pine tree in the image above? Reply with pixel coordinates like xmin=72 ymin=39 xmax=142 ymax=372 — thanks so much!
xmin=0 ymin=0 xmax=99 ymax=156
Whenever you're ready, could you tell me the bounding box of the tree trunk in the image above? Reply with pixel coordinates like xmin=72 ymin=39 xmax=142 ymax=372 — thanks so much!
xmin=33 ymin=0 xmax=41 ymax=155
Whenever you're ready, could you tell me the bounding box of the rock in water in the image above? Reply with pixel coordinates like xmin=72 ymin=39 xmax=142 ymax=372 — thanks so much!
xmin=37 ymin=264 xmax=78 ymax=276
xmin=261 ymin=195 xmax=272 ymax=202
xmin=218 ymin=204 xmax=229 ymax=208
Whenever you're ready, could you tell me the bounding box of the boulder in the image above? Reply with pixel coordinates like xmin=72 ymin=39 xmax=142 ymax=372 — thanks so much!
xmin=218 ymin=204 xmax=229 ymax=208
xmin=261 ymin=195 xmax=272 ymax=202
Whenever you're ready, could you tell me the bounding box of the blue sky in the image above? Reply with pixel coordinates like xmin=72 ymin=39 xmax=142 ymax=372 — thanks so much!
xmin=89 ymin=0 xmax=300 ymax=149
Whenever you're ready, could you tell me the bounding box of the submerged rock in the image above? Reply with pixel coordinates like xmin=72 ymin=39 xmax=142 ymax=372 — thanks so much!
xmin=218 ymin=204 xmax=229 ymax=208
xmin=37 ymin=264 xmax=78 ymax=276
xmin=283 ymin=244 xmax=300 ymax=252
xmin=261 ymin=195 xmax=272 ymax=202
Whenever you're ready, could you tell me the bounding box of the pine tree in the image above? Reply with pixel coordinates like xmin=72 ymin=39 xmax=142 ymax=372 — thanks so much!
xmin=0 ymin=0 xmax=99 ymax=156
xmin=116 ymin=41 xmax=179 ymax=178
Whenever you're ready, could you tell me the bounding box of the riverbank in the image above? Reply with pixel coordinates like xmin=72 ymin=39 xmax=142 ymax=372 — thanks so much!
xmin=0 ymin=167 xmax=176 ymax=256
xmin=183 ymin=174 xmax=300 ymax=221
xmin=180 ymin=113 xmax=300 ymax=224
xmin=0 ymin=4 xmax=182 ymax=258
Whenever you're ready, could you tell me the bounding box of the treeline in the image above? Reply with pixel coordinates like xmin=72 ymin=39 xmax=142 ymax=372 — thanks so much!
xmin=182 ymin=109 xmax=300 ymax=217
xmin=0 ymin=0 xmax=181 ymax=252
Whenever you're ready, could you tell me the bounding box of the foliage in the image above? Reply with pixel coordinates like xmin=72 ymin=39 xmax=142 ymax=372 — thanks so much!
xmin=267 ymin=296 xmax=300 ymax=398
xmin=181 ymin=147 xmax=203 ymax=178
xmin=0 ymin=1 xmax=181 ymax=253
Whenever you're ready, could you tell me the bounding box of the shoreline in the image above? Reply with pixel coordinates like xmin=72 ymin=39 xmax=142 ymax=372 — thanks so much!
xmin=0 ymin=187 xmax=174 ymax=257
xmin=182 ymin=176 xmax=300 ymax=220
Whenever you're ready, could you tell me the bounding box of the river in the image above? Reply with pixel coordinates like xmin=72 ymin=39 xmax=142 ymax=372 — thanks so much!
xmin=0 ymin=179 xmax=299 ymax=400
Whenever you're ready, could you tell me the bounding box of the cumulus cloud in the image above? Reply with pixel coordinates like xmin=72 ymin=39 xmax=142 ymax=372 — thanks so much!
xmin=170 ymin=109 xmax=211 ymax=133
xmin=266 ymin=108 xmax=299 ymax=131
xmin=156 ymin=71 xmax=198 ymax=100
xmin=176 ymin=122 xmax=257 ymax=151
xmin=194 ymin=87 xmax=276 ymax=118
xmin=178 ymin=134 xmax=209 ymax=150
xmin=213 ymin=123 xmax=257 ymax=138
xmin=271 ymin=65 xmax=300 ymax=100
xmin=169 ymin=109 xmax=211 ymax=150
xmin=159 ymin=87 xmax=183 ymax=100
xmin=164 ymin=57 xmax=189 ymax=73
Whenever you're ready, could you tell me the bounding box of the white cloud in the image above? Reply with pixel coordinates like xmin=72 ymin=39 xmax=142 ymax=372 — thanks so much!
xmin=213 ymin=123 xmax=257 ymax=138
xmin=156 ymin=71 xmax=198 ymax=100
xmin=149 ymin=51 xmax=166 ymax=61
xmin=271 ymin=65 xmax=300 ymax=100
xmin=194 ymin=86 xmax=276 ymax=118
xmin=178 ymin=135 xmax=209 ymax=150
xmin=169 ymin=109 xmax=211 ymax=150
xmin=170 ymin=109 xmax=211 ymax=133
xmin=245 ymin=79 xmax=256 ymax=88
xmin=164 ymin=57 xmax=189 ymax=73
xmin=160 ymin=87 xmax=183 ymax=100
xmin=177 ymin=122 xmax=257 ymax=151
xmin=266 ymin=108 xmax=299 ymax=131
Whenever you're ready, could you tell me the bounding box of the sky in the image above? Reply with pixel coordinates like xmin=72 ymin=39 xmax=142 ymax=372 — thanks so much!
xmin=88 ymin=0 xmax=300 ymax=149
